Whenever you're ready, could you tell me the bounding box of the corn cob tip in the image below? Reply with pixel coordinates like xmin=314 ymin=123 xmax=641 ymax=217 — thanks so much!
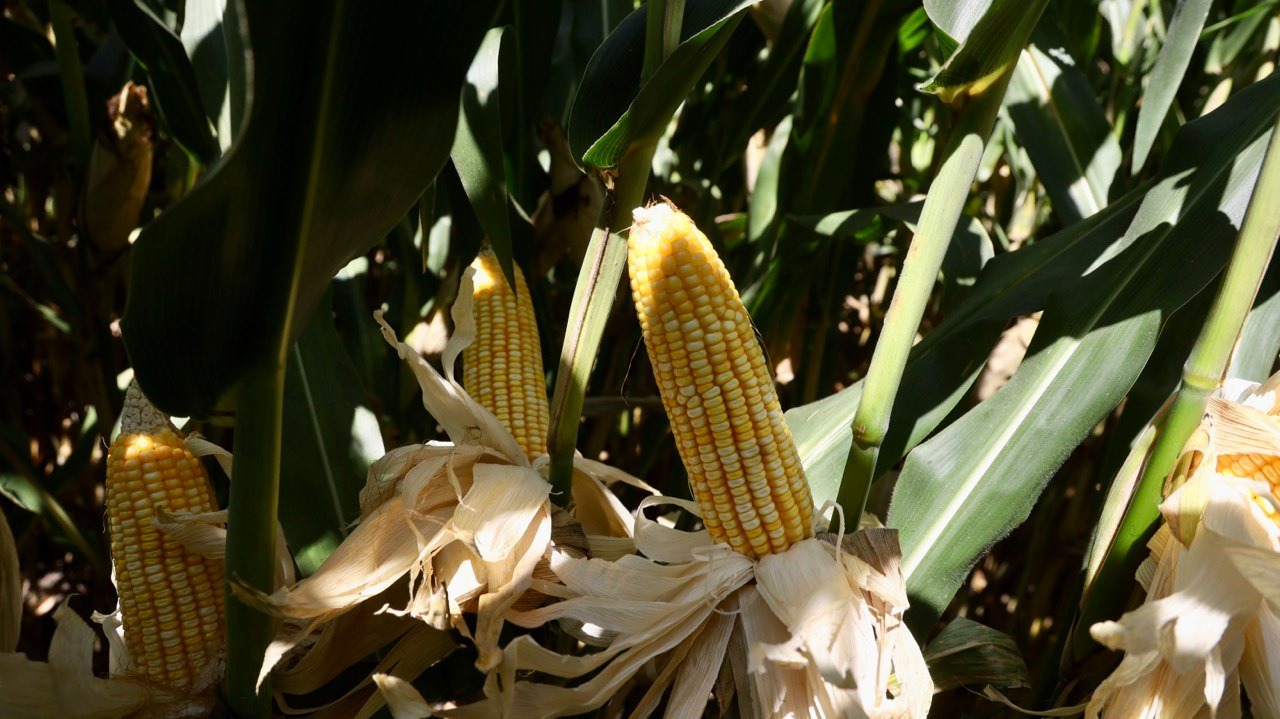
xmin=469 ymin=247 xmax=501 ymax=294
xmin=631 ymin=199 xmax=679 ymax=233
xmin=121 ymin=381 xmax=172 ymax=437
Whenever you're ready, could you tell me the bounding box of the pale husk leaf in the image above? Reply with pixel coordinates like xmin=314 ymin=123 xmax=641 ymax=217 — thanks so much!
xmin=632 ymin=495 xmax=713 ymax=564
xmin=626 ymin=617 xmax=710 ymax=718
xmin=0 ymin=602 xmax=154 ymax=718
xmin=664 ymin=608 xmax=737 ymax=718
xmin=276 ymin=624 xmax=455 ymax=719
xmin=753 ymin=537 xmax=931 ymax=718
xmin=1087 ymin=464 xmax=1280 ymax=717
xmin=239 ymin=494 xmax=424 ymax=620
xmin=152 ymin=509 xmax=226 ymax=559
xmin=373 ymin=674 xmax=433 ymax=719
xmin=91 ymin=603 xmax=131 ymax=678
xmin=272 ymin=585 xmax=413 ymax=696
xmin=1239 ymin=608 xmax=1280 ymax=719
xmin=375 ymin=310 xmax=525 ymax=466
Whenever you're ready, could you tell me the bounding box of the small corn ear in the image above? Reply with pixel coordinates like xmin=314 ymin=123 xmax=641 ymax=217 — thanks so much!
xmin=105 ymin=383 xmax=224 ymax=692
xmin=462 ymin=248 xmax=551 ymax=461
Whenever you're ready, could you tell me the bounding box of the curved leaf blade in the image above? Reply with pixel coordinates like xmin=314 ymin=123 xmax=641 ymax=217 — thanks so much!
xmin=1004 ymin=37 xmax=1121 ymax=224
xmin=924 ymin=617 xmax=1029 ymax=692
xmin=122 ymin=1 xmax=496 ymax=417
xmin=568 ymin=0 xmax=755 ymax=170
xmin=924 ymin=0 xmax=993 ymax=43
xmin=888 ymin=73 xmax=1280 ymax=631
xmin=921 ymin=0 xmax=1050 ymax=102
xmin=788 ymin=187 xmax=1146 ymax=507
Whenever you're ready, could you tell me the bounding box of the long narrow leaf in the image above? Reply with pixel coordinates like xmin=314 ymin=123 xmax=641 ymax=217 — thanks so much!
xmin=280 ymin=294 xmax=385 ymax=576
xmin=567 ymin=0 xmax=754 ymax=169
xmin=1130 ymin=0 xmax=1213 ymax=172
xmin=453 ymin=27 xmax=516 ymax=288
xmin=123 ymin=2 xmax=496 ymax=418
xmin=1004 ymin=38 xmax=1122 ymax=224
xmin=1227 ymin=262 xmax=1280 ymax=381
xmin=888 ymin=72 xmax=1280 ymax=630
xmin=788 ymin=186 xmax=1148 ymax=507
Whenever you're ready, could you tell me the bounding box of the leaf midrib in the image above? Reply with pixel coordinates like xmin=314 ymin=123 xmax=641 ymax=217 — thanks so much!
xmin=898 ymin=127 xmax=1266 ymax=577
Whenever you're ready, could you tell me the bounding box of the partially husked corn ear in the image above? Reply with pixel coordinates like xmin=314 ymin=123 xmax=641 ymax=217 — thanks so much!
xmin=106 ymin=383 xmax=224 ymax=692
xmin=627 ymin=202 xmax=814 ymax=560
xmin=463 ymin=248 xmax=551 ymax=460
xmin=1218 ymin=403 xmax=1280 ymax=523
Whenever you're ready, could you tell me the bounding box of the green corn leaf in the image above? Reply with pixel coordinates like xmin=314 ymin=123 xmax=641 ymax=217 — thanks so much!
xmin=889 ymin=72 xmax=1280 ymax=632
xmin=122 ymin=1 xmax=497 ymax=419
xmin=567 ymin=0 xmax=755 ymax=170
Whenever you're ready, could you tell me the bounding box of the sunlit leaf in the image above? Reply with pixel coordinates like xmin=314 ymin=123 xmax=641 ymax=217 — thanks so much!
xmin=1130 ymin=0 xmax=1213 ymax=172
xmin=889 ymin=73 xmax=1280 ymax=631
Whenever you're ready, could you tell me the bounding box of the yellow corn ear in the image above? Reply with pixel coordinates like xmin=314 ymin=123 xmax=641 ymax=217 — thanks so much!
xmin=463 ymin=248 xmax=551 ymax=460
xmin=1218 ymin=453 xmax=1280 ymax=523
xmin=105 ymin=383 xmax=224 ymax=692
xmin=1216 ymin=389 xmax=1280 ymax=522
xmin=627 ymin=202 xmax=814 ymax=560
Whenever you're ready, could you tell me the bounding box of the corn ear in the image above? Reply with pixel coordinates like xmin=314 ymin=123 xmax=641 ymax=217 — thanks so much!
xmin=627 ymin=202 xmax=814 ymax=560
xmin=105 ymin=383 xmax=224 ymax=692
xmin=462 ymin=248 xmax=551 ymax=460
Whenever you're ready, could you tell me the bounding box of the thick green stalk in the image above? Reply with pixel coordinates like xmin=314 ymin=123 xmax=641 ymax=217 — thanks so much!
xmin=225 ymin=361 xmax=285 ymax=716
xmin=49 ymin=0 xmax=90 ymax=172
xmin=1075 ymin=112 xmax=1280 ymax=659
xmin=548 ymin=142 xmax=656 ymax=499
xmin=548 ymin=0 xmax=683 ymax=499
xmin=837 ymin=72 xmax=1012 ymax=520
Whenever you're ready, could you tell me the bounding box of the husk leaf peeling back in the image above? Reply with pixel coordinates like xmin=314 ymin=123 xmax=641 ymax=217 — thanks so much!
xmin=241 ymin=271 xmax=650 ymax=698
xmin=393 ymin=498 xmax=931 ymax=719
xmin=1087 ymin=375 xmax=1280 ymax=718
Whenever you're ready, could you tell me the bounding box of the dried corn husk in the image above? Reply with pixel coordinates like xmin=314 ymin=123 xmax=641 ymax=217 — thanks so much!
xmin=239 ymin=267 xmax=651 ymax=710
xmin=1087 ymin=374 xmax=1280 ymax=718
xmin=393 ymin=497 xmax=931 ymax=719
xmin=83 ymin=83 xmax=153 ymax=258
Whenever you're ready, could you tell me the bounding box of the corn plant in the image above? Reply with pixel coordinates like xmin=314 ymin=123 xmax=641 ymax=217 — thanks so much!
xmin=4 ymin=0 xmax=1280 ymax=717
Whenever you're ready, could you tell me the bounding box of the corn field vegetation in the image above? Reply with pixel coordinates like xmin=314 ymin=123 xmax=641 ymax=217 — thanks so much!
xmin=3 ymin=0 xmax=1280 ymax=716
